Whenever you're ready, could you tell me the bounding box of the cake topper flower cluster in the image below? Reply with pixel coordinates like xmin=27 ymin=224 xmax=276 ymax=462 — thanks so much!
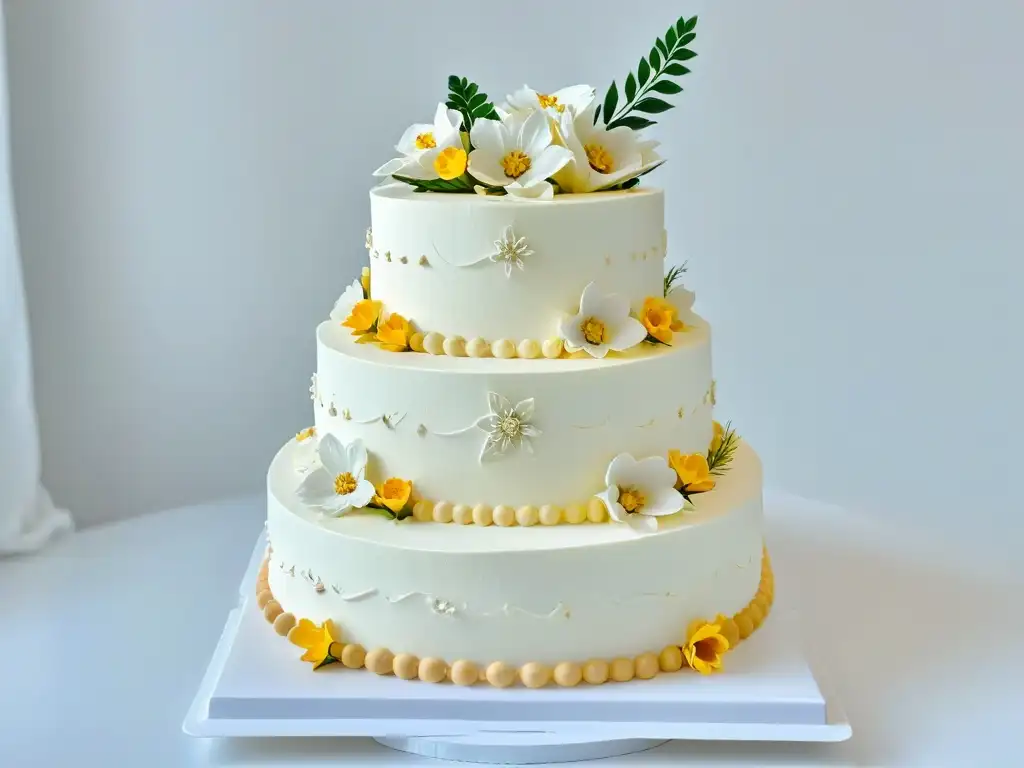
xmin=373 ymin=15 xmax=698 ymax=200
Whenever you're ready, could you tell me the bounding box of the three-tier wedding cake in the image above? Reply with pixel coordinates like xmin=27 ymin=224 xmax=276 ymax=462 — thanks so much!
xmin=256 ymin=15 xmax=774 ymax=689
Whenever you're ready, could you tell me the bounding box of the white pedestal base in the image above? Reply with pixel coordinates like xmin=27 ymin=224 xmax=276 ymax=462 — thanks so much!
xmin=183 ymin=535 xmax=850 ymax=763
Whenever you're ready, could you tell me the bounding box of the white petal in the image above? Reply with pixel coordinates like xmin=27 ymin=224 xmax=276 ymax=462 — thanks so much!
xmin=329 ymin=280 xmax=364 ymax=321
xmin=518 ymin=145 xmax=572 ymax=187
xmin=467 ymin=150 xmax=510 ymax=188
xmin=519 ymin=109 xmax=551 ymax=156
xmin=514 ymin=398 xmax=535 ymax=421
xmin=505 ymin=86 xmax=539 ymax=113
xmin=433 ymin=103 xmax=458 ymax=133
xmin=296 ymin=468 xmax=334 ymax=505
xmin=396 ymin=122 xmax=434 ymax=154
xmin=596 ymin=488 xmax=629 ymax=524
xmin=672 ymin=288 xmax=695 ymax=312
xmin=317 ymin=433 xmax=348 ymax=475
xmin=347 ymin=479 xmax=377 ymax=510
xmin=519 ymin=424 xmax=540 ymax=437
xmin=373 ymin=157 xmax=413 ymax=178
xmin=559 ymin=313 xmax=586 ymax=348
xmin=345 ymin=438 xmax=368 ymax=478
xmin=627 ymin=514 xmax=658 ymax=533
xmin=577 ymin=341 xmax=610 ymax=358
xmin=596 ymin=290 xmax=631 ymax=321
xmin=475 ymin=414 xmax=500 ymax=432
xmin=590 ymin=160 xmax=666 ymax=192
xmin=479 ymin=435 xmax=503 ymax=463
xmin=506 ymin=179 xmax=555 ymax=200
xmin=605 ymin=453 xmax=639 ymax=486
xmin=577 ymin=282 xmax=604 ymax=318
xmin=469 ymin=118 xmax=507 ymax=157
xmin=606 ymin=316 xmax=647 ymax=352
xmin=644 ymin=487 xmax=686 ymax=517
xmin=629 ymin=455 xmax=679 ymax=493
xmin=487 ymin=391 xmax=511 ymax=416
xmin=521 ymin=436 xmax=535 ymax=454
xmin=554 ymin=84 xmax=597 ymax=115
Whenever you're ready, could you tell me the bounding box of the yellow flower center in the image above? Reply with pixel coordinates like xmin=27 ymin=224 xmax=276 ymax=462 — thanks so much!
xmin=619 ymin=486 xmax=646 ymax=514
xmin=537 ymin=93 xmax=565 ymax=113
xmin=580 ymin=317 xmax=607 ymax=345
xmin=433 ymin=146 xmax=467 ymax=180
xmin=415 ymin=132 xmax=436 ymax=150
xmin=501 ymin=149 xmax=532 ymax=179
xmin=585 ymin=143 xmax=614 ymax=173
xmin=499 ymin=414 xmax=521 ymax=438
xmin=296 ymin=427 xmax=316 ymax=442
xmin=694 ymin=637 xmax=719 ymax=663
xmin=334 ymin=472 xmax=357 ymax=496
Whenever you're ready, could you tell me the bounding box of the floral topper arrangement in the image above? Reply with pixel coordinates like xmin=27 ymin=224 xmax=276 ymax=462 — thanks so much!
xmin=374 ymin=15 xmax=698 ymax=200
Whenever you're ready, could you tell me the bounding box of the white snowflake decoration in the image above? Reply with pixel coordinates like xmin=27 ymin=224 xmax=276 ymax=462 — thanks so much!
xmin=475 ymin=391 xmax=540 ymax=462
xmin=489 ymin=225 xmax=533 ymax=277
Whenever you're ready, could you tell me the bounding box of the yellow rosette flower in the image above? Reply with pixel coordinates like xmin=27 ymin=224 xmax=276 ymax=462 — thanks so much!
xmin=360 ymin=266 xmax=371 ymax=299
xmin=375 ymin=313 xmax=411 ymax=352
xmin=434 ymin=147 xmax=468 ymax=180
xmin=640 ymin=296 xmax=686 ymax=344
xmin=342 ymin=299 xmax=382 ymax=337
xmin=709 ymin=421 xmax=724 ymax=454
xmin=372 ymin=477 xmax=413 ymax=516
xmin=682 ymin=619 xmax=730 ymax=675
xmin=289 ymin=618 xmax=338 ymax=670
xmin=668 ymin=450 xmax=716 ymax=497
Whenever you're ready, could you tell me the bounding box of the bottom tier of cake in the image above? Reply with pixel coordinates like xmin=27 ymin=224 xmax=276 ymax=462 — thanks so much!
xmin=263 ymin=439 xmax=769 ymax=683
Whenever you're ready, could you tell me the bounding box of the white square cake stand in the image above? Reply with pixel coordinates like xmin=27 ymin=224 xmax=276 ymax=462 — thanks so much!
xmin=183 ymin=535 xmax=851 ymax=764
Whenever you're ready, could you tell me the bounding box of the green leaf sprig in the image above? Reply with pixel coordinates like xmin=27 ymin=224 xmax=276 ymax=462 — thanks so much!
xmin=707 ymin=422 xmax=739 ymax=476
xmin=446 ymin=75 xmax=500 ymax=132
xmin=391 ymin=174 xmax=474 ymax=193
xmin=664 ymin=262 xmax=689 ymax=297
xmin=595 ymin=16 xmax=697 ymax=131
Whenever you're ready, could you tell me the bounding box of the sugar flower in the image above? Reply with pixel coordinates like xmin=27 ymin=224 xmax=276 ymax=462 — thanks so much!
xmin=295 ymin=434 xmax=376 ymax=516
xmin=668 ymin=450 xmax=716 ymax=498
xmin=597 ymin=453 xmax=685 ymax=532
xmin=329 ymin=279 xmax=366 ymax=322
xmin=467 ymin=110 xmax=573 ymax=200
xmin=373 ymin=103 xmax=464 ymax=181
xmin=554 ymin=104 xmax=664 ymax=193
xmin=504 ymin=84 xmax=596 ymax=117
xmin=360 ymin=266 xmax=371 ymax=299
xmin=682 ymin=619 xmax=730 ymax=674
xmin=709 ymin=421 xmax=725 ymax=454
xmin=375 ymin=312 xmax=411 ymax=352
xmin=475 ymin=392 xmax=540 ymax=462
xmin=372 ymin=477 xmax=413 ymax=516
xmin=342 ymin=299 xmax=382 ymax=336
xmin=289 ymin=618 xmax=338 ymax=670
xmin=559 ymin=282 xmax=647 ymax=358
xmin=640 ymin=296 xmax=686 ymax=344
xmin=489 ymin=225 xmax=533 ymax=277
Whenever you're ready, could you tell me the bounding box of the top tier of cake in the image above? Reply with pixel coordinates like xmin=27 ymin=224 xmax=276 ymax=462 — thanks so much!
xmin=368 ymin=185 xmax=666 ymax=342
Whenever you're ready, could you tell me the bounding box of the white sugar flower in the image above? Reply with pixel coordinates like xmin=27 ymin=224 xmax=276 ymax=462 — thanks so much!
xmin=475 ymin=392 xmax=540 ymax=462
xmin=559 ymin=282 xmax=647 ymax=358
xmin=597 ymin=453 xmax=684 ymax=533
xmin=373 ymin=103 xmax=464 ymax=181
xmin=295 ymin=433 xmax=376 ymax=516
xmin=468 ymin=111 xmax=573 ymax=200
xmin=504 ymin=84 xmax=596 ymax=118
xmin=329 ymin=279 xmax=364 ymax=321
xmin=554 ymin=105 xmax=665 ymax=193
xmin=489 ymin=225 xmax=533 ymax=277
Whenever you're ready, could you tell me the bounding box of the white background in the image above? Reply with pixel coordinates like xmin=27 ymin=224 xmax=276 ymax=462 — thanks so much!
xmin=8 ymin=1 xmax=1023 ymax=554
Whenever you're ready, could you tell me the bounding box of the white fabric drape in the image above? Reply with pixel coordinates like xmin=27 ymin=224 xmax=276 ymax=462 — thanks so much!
xmin=0 ymin=7 xmax=72 ymax=554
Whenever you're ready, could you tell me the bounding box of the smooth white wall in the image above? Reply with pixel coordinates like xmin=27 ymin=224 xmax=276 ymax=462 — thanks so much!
xmin=7 ymin=1 xmax=1022 ymax=542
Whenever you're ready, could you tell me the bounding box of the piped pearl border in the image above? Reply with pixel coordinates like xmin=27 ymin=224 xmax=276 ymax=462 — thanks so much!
xmin=256 ymin=546 xmax=774 ymax=687
xmin=409 ymin=332 xmax=564 ymax=360
xmin=408 ymin=498 xmax=611 ymax=526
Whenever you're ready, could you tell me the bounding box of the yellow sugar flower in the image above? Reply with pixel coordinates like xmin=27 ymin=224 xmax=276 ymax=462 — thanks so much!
xmin=373 ymin=477 xmax=413 ymax=515
xmin=360 ymin=266 xmax=370 ymax=299
xmin=709 ymin=421 xmax=724 ymax=454
xmin=434 ymin=146 xmax=468 ymax=180
xmin=682 ymin=619 xmax=730 ymax=675
xmin=640 ymin=297 xmax=686 ymax=344
xmin=289 ymin=618 xmax=338 ymax=669
xmin=342 ymin=299 xmax=382 ymax=336
xmin=668 ymin=450 xmax=716 ymax=495
xmin=375 ymin=313 xmax=411 ymax=352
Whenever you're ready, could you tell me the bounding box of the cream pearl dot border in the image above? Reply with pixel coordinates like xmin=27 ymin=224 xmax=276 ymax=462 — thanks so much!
xmin=408 ymin=331 xmax=564 ymax=360
xmin=409 ymin=497 xmax=610 ymax=526
xmin=255 ymin=547 xmax=774 ymax=688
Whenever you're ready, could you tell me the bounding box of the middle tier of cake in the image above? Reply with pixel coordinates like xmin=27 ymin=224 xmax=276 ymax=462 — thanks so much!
xmin=311 ymin=317 xmax=715 ymax=509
